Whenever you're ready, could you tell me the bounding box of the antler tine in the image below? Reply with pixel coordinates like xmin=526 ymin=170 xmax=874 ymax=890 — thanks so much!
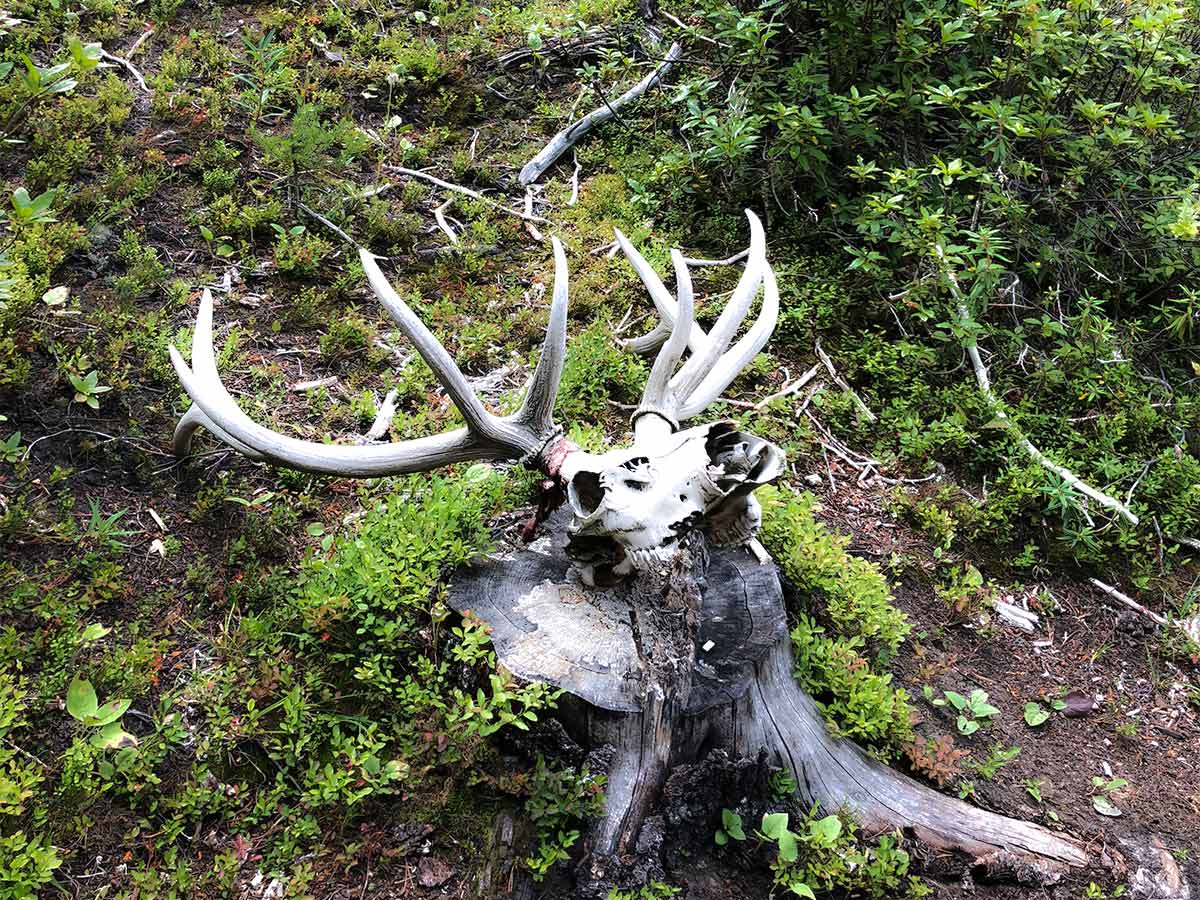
xmin=613 ymin=228 xmax=710 ymax=356
xmin=516 ymin=236 xmax=569 ymax=436
xmin=170 ymin=290 xmax=494 ymax=476
xmin=360 ymin=250 xmax=503 ymax=444
xmin=669 ymin=210 xmax=766 ymax=403
xmin=677 ymin=257 xmax=779 ymax=420
xmin=637 ymin=249 xmax=694 ymax=431
xmin=618 ymin=320 xmax=671 ymax=355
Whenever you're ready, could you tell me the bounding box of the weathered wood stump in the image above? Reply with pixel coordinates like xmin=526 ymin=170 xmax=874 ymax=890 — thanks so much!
xmin=450 ymin=512 xmax=1088 ymax=889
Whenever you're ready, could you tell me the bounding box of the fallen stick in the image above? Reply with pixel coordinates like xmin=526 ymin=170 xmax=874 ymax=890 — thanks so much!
xmin=433 ymin=200 xmax=459 ymax=245
xmin=127 ymin=27 xmax=155 ymax=56
xmin=936 ymin=246 xmax=1139 ymax=526
xmin=297 ymin=202 xmax=361 ymax=249
xmin=682 ymin=248 xmax=749 ymax=267
xmin=569 ymin=151 xmax=581 ymax=206
xmin=360 ymin=389 xmax=399 ymax=443
xmin=993 ymin=599 xmax=1040 ymax=633
xmin=754 ymin=364 xmax=820 ymax=410
xmin=1090 ymin=579 xmax=1200 ymax=645
xmin=101 ymin=48 xmax=150 ymax=93
xmin=524 ymin=188 xmax=544 ymax=242
xmin=289 ymin=376 xmax=339 ymax=393
xmin=1089 ymin=578 xmax=1166 ymax=625
xmin=518 ymin=42 xmax=682 ymax=185
xmin=364 ymin=167 xmax=550 ymax=224
xmin=814 ymin=338 xmax=877 ymax=423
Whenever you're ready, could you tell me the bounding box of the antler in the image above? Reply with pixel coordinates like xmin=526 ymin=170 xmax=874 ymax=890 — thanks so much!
xmin=615 ymin=210 xmax=778 ymax=438
xmin=170 ymin=239 xmax=569 ymax=476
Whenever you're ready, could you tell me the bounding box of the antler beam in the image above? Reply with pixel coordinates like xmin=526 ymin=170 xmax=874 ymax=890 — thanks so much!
xmin=170 ymin=239 xmax=569 ymax=477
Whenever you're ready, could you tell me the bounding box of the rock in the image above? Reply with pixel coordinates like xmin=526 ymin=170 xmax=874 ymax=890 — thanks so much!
xmin=1120 ymin=835 xmax=1190 ymax=900
xmin=418 ymin=856 xmax=453 ymax=889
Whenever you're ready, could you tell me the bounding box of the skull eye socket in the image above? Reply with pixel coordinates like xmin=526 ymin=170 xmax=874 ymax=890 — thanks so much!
xmin=568 ymin=471 xmax=606 ymax=516
xmin=622 ymin=479 xmax=648 ymax=492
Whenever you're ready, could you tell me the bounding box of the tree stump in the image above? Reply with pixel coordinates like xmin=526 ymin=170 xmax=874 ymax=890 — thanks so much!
xmin=449 ymin=512 xmax=1088 ymax=889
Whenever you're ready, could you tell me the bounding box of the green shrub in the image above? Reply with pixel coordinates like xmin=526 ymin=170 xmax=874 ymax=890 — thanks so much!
xmin=0 ymin=831 xmax=62 ymax=899
xmin=556 ymin=321 xmax=647 ymax=421
xmin=722 ymin=808 xmax=928 ymax=899
xmin=273 ymin=228 xmax=331 ymax=276
xmin=523 ymin=755 xmax=606 ymax=880
xmin=759 ymin=486 xmax=909 ymax=656
xmin=790 ymin=616 xmax=914 ymax=756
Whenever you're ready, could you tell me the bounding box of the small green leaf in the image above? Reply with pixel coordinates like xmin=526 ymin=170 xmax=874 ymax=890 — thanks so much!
xmin=809 ymin=814 xmax=842 ymax=843
xmin=1024 ymin=702 xmax=1050 ymax=727
xmin=721 ymin=808 xmax=745 ymax=840
xmin=777 ymin=829 xmax=798 ymax=863
xmin=80 ymin=623 xmax=111 ymax=642
xmin=760 ymin=812 xmax=789 ymax=840
xmin=790 ymin=884 xmax=816 ymax=899
xmin=1092 ymin=795 xmax=1122 ymax=817
xmin=714 ymin=829 xmax=727 ymax=846
xmin=85 ymin=698 xmax=131 ymax=727
xmin=66 ymin=676 xmax=98 ymax=721
xmin=91 ymin=721 xmax=139 ymax=750
xmin=944 ymin=690 xmax=968 ymax=710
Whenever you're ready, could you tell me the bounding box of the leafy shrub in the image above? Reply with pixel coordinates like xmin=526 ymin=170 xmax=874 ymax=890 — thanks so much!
xmin=722 ymin=808 xmax=928 ymax=899
xmin=791 ymin=616 xmax=914 ymax=756
xmin=759 ymin=486 xmax=909 ymax=655
xmin=273 ymin=228 xmax=331 ymax=276
xmin=523 ymin=755 xmax=606 ymax=880
xmin=0 ymin=831 xmax=62 ymax=900
xmin=556 ymin=321 xmax=647 ymax=421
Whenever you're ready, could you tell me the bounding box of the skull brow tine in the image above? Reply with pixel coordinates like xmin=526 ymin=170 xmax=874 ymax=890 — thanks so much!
xmin=669 ymin=210 xmax=767 ymax=403
xmin=613 ymin=228 xmax=710 ymax=357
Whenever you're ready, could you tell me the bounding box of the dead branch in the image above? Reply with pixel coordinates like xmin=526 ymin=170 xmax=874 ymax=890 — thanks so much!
xmin=814 ymin=339 xmax=877 ymax=423
xmin=361 ymin=389 xmax=399 ymax=443
xmin=433 ymin=200 xmax=459 ymax=245
xmin=518 ymin=42 xmax=682 ymax=185
xmin=297 ymin=202 xmax=360 ymax=249
xmin=364 ymin=167 xmax=550 ymax=224
xmin=936 ymin=246 xmax=1139 ymax=526
xmin=100 ymin=48 xmax=150 ymax=93
xmin=754 ymin=364 xmax=820 ymax=410
xmin=289 ymin=376 xmax=339 ymax=393
xmin=524 ymin=187 xmax=544 ymax=242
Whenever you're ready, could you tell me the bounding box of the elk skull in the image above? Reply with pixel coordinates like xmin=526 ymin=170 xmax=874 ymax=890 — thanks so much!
xmin=168 ymin=210 xmax=784 ymax=585
xmin=561 ymin=422 xmax=783 ymax=584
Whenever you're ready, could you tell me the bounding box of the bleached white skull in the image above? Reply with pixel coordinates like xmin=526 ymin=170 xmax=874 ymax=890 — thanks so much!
xmin=562 ymin=422 xmax=784 ymax=585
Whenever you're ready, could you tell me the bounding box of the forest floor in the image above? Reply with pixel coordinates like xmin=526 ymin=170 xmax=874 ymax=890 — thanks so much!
xmin=1 ymin=0 xmax=1197 ymax=898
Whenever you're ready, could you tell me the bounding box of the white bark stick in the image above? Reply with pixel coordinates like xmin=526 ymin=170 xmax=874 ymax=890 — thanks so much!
xmin=434 ymin=200 xmax=459 ymax=245
xmin=1088 ymin=578 xmax=1167 ymax=626
xmin=814 ymin=339 xmax=877 ymax=423
xmin=936 ymin=246 xmax=1139 ymax=526
xmin=101 ymin=49 xmax=150 ymax=93
xmin=364 ymin=167 xmax=550 ymax=224
xmin=518 ymin=43 xmax=682 ymax=186
xmin=754 ymin=364 xmax=820 ymax=410
xmin=362 ymin=389 xmax=399 ymax=443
